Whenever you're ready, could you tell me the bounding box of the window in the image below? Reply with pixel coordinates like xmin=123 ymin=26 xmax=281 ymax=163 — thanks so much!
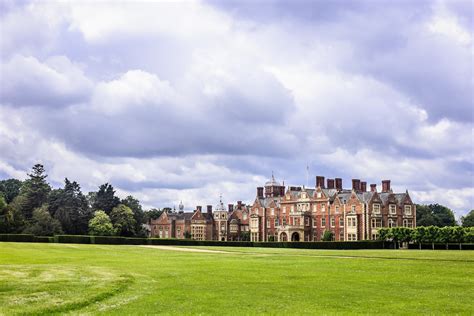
xmin=339 ymin=217 xmax=344 ymax=227
xmin=388 ymin=218 xmax=396 ymax=228
xmin=371 ymin=218 xmax=382 ymax=228
xmin=404 ymin=205 xmax=412 ymax=216
xmin=373 ymin=204 xmax=380 ymax=214
xmin=313 ymin=217 xmax=317 ymax=227
xmin=322 ymin=204 xmax=325 ymax=212
xmin=347 ymin=217 xmax=356 ymax=227
xmin=371 ymin=233 xmax=378 ymax=240
xmin=305 ymin=217 xmax=310 ymax=226
xmin=348 ymin=233 xmax=357 ymax=241
xmin=403 ymin=219 xmax=413 ymax=227
xmin=274 ymin=218 xmax=279 ymax=227
xmin=313 ymin=205 xmax=317 ymax=212
xmin=283 ymin=218 xmax=287 ymax=226
xmin=339 ymin=230 xmax=344 ymax=241
xmin=317 ymin=192 xmax=321 ymax=198
xmin=283 ymin=207 xmax=286 ymax=214
xmin=331 ymin=217 xmax=335 ymax=227
xmin=267 ymin=219 xmax=270 ymax=228
xmin=351 ymin=205 xmax=356 ymax=212
xmin=243 ymin=213 xmax=247 ymax=220
xmin=177 ymin=228 xmax=181 ymax=237
xmin=271 ymin=208 xmax=275 ymax=216
xmin=389 ymin=204 xmax=396 ymax=214
xmin=321 ymin=217 xmax=326 ymax=227
xmin=291 ymin=205 xmax=295 ymax=213
xmin=335 ymin=206 xmax=340 ymax=214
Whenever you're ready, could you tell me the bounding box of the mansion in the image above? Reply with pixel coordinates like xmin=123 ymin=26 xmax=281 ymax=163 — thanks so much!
xmin=149 ymin=175 xmax=416 ymax=242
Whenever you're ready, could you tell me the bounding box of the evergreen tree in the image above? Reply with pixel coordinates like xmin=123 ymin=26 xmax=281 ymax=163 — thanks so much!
xmin=48 ymin=178 xmax=92 ymax=235
xmin=0 ymin=179 xmax=23 ymax=203
xmin=92 ymin=183 xmax=120 ymax=215
xmin=19 ymin=164 xmax=51 ymax=219
xmin=416 ymin=204 xmax=456 ymax=227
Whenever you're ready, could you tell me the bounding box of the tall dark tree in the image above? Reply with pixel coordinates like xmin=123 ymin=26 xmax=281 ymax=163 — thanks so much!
xmin=0 ymin=179 xmax=23 ymax=203
xmin=92 ymin=183 xmax=120 ymax=215
xmin=416 ymin=204 xmax=456 ymax=227
xmin=18 ymin=164 xmax=51 ymax=219
xmin=48 ymin=178 xmax=92 ymax=235
xmin=144 ymin=208 xmax=163 ymax=222
xmin=121 ymin=195 xmax=145 ymax=236
xmin=461 ymin=210 xmax=474 ymax=227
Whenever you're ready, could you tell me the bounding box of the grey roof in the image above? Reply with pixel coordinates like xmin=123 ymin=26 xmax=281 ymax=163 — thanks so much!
xmin=357 ymin=191 xmax=374 ymax=203
xmin=258 ymin=197 xmax=281 ymax=208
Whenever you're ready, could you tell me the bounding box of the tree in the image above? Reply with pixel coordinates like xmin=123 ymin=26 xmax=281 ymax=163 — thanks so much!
xmin=88 ymin=211 xmax=116 ymax=236
xmin=378 ymin=228 xmax=390 ymax=248
xmin=48 ymin=178 xmax=92 ymax=235
xmin=322 ymin=230 xmax=334 ymax=241
xmin=0 ymin=196 xmax=9 ymax=233
xmin=461 ymin=210 xmax=474 ymax=227
xmin=92 ymin=183 xmax=120 ymax=215
xmin=438 ymin=226 xmax=453 ymax=250
xmin=425 ymin=226 xmax=440 ymax=250
xmin=416 ymin=204 xmax=456 ymax=227
xmin=144 ymin=208 xmax=163 ymax=222
xmin=121 ymin=195 xmax=145 ymax=237
xmin=0 ymin=179 xmax=23 ymax=203
xmin=110 ymin=204 xmax=136 ymax=237
xmin=464 ymin=227 xmax=474 ymax=243
xmin=23 ymin=205 xmax=63 ymax=236
xmin=18 ymin=164 xmax=51 ymax=219
xmin=451 ymin=226 xmax=466 ymax=250
xmin=412 ymin=226 xmax=427 ymax=250
xmin=183 ymin=231 xmax=191 ymax=239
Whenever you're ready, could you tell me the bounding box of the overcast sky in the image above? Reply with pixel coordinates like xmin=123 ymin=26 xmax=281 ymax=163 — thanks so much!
xmin=0 ymin=0 xmax=472 ymax=216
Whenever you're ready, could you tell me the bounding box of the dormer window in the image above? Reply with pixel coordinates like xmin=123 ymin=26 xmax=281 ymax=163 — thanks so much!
xmin=351 ymin=205 xmax=356 ymax=213
xmin=404 ymin=205 xmax=412 ymax=215
xmin=373 ymin=204 xmax=380 ymax=214
xmin=317 ymin=192 xmax=321 ymax=198
xmin=271 ymin=208 xmax=275 ymax=216
xmin=389 ymin=204 xmax=396 ymax=215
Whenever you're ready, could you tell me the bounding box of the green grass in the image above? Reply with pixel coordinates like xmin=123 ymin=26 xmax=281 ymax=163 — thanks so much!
xmin=0 ymin=243 xmax=473 ymax=315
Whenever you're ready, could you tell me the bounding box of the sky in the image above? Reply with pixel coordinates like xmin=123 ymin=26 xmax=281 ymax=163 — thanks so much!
xmin=0 ymin=0 xmax=473 ymax=217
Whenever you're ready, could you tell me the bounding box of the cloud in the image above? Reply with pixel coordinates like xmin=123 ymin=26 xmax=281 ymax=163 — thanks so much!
xmin=0 ymin=55 xmax=92 ymax=107
xmin=0 ymin=0 xmax=472 ymax=216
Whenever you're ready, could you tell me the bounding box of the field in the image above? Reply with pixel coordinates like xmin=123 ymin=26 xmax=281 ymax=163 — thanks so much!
xmin=0 ymin=243 xmax=473 ymax=315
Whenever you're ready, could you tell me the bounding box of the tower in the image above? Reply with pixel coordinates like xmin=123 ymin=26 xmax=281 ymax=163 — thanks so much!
xmin=214 ymin=195 xmax=228 ymax=241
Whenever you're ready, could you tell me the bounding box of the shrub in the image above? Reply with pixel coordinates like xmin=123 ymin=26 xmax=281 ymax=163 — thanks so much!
xmin=34 ymin=236 xmax=54 ymax=243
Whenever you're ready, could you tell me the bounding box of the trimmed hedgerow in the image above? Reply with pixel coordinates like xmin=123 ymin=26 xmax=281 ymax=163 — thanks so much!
xmin=56 ymin=235 xmax=92 ymax=244
xmin=407 ymin=243 xmax=474 ymax=250
xmin=34 ymin=236 xmax=54 ymax=243
xmin=0 ymin=234 xmax=35 ymax=242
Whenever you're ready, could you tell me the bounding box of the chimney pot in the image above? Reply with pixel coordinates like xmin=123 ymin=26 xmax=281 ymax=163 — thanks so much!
xmin=228 ymin=204 xmax=234 ymax=212
xmin=257 ymin=187 xmax=264 ymax=198
xmin=196 ymin=206 xmax=202 ymax=212
xmin=207 ymin=205 xmax=212 ymax=213
xmin=382 ymin=180 xmax=391 ymax=192
xmin=360 ymin=181 xmax=367 ymax=192
xmin=370 ymin=184 xmax=377 ymax=192
xmin=352 ymin=179 xmax=361 ymax=192
xmin=316 ymin=176 xmax=325 ymax=188
xmin=335 ymin=178 xmax=343 ymax=191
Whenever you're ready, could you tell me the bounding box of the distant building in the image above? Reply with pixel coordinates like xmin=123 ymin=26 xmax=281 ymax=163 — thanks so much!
xmin=149 ymin=199 xmax=250 ymax=241
xmin=149 ymin=175 xmax=415 ymax=242
xmin=249 ymin=175 xmax=416 ymax=242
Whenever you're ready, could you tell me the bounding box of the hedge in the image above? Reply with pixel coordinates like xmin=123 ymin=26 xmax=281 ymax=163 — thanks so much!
xmin=1 ymin=234 xmax=472 ymax=250
xmin=0 ymin=234 xmax=35 ymax=242
xmin=34 ymin=236 xmax=54 ymax=243
xmin=407 ymin=243 xmax=474 ymax=250
xmin=56 ymin=235 xmax=92 ymax=244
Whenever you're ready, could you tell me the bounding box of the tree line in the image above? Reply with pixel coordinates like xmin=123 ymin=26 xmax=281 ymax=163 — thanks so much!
xmin=378 ymin=226 xmax=474 ymax=250
xmin=0 ymin=164 xmax=165 ymax=237
xmin=1 ymin=164 xmax=473 ymax=237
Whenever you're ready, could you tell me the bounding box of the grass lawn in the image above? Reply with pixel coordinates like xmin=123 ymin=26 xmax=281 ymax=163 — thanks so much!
xmin=0 ymin=243 xmax=473 ymax=315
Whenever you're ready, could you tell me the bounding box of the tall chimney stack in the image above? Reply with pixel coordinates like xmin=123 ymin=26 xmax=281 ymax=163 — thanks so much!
xmin=382 ymin=180 xmax=391 ymax=192
xmin=335 ymin=178 xmax=343 ymax=191
xmin=228 ymin=204 xmax=234 ymax=212
xmin=370 ymin=184 xmax=377 ymax=192
xmin=360 ymin=181 xmax=367 ymax=192
xmin=207 ymin=205 xmax=212 ymax=214
xmin=352 ymin=179 xmax=361 ymax=192
xmin=237 ymin=201 xmax=242 ymax=209
xmin=257 ymin=187 xmax=264 ymax=198
xmin=316 ymin=176 xmax=325 ymax=188
xmin=196 ymin=206 xmax=202 ymax=212
xmin=327 ymin=179 xmax=335 ymax=189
